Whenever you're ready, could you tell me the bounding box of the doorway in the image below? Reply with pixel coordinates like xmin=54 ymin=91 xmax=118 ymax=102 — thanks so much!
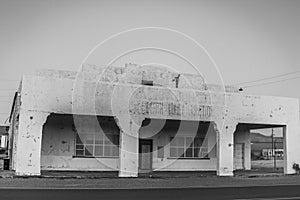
xmin=139 ymin=139 xmax=153 ymax=173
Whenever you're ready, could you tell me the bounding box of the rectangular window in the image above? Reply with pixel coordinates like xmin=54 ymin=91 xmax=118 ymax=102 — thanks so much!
xmin=169 ymin=136 xmax=208 ymax=158
xmin=75 ymin=132 xmax=119 ymax=157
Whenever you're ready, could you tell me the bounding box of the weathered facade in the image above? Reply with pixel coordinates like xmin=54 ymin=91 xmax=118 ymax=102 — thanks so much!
xmin=8 ymin=64 xmax=300 ymax=177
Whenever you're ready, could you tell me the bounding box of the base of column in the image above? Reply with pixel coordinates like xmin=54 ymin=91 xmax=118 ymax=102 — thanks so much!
xmin=217 ymin=170 xmax=234 ymax=176
xmin=118 ymin=170 xmax=138 ymax=177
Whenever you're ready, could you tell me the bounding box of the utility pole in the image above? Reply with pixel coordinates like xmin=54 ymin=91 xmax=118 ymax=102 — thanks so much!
xmin=271 ymin=128 xmax=276 ymax=170
xmin=274 ymin=138 xmax=277 ymax=170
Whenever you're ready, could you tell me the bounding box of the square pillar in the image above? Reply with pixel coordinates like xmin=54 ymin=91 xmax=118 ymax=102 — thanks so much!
xmin=284 ymin=121 xmax=300 ymax=174
xmin=281 ymin=101 xmax=300 ymax=175
xmin=215 ymin=121 xmax=237 ymax=176
xmin=115 ymin=115 xmax=143 ymax=177
xmin=234 ymin=129 xmax=251 ymax=170
xmin=15 ymin=110 xmax=49 ymax=176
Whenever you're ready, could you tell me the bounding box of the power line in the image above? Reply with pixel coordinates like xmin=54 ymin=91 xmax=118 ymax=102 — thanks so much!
xmin=243 ymin=76 xmax=300 ymax=88
xmin=233 ymin=70 xmax=300 ymax=85
xmin=0 ymin=80 xmax=19 ymax=82
xmin=0 ymin=78 xmax=19 ymax=81
xmin=0 ymin=89 xmax=17 ymax=92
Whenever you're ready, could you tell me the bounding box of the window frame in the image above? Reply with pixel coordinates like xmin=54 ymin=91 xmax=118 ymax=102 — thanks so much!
xmin=74 ymin=132 xmax=120 ymax=158
xmin=169 ymin=136 xmax=209 ymax=159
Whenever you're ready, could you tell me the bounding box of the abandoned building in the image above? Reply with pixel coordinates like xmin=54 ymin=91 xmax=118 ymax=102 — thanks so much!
xmin=7 ymin=63 xmax=300 ymax=177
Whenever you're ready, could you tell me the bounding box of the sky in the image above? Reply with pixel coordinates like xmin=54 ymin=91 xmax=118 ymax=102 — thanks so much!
xmin=0 ymin=0 xmax=300 ymax=130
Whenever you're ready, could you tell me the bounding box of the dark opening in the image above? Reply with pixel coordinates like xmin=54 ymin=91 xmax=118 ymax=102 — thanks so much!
xmin=142 ymin=80 xmax=153 ymax=86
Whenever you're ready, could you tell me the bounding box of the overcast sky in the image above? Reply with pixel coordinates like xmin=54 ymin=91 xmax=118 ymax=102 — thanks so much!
xmin=0 ymin=0 xmax=300 ymax=128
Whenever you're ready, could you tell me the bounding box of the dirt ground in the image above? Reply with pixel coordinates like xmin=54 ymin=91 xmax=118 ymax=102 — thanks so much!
xmin=251 ymin=159 xmax=284 ymax=169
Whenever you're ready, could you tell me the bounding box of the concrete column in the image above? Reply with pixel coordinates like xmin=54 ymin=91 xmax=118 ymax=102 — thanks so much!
xmin=15 ymin=110 xmax=50 ymax=176
xmin=243 ymin=130 xmax=251 ymax=170
xmin=234 ymin=129 xmax=251 ymax=170
xmin=115 ymin=115 xmax=144 ymax=177
xmin=284 ymin=119 xmax=300 ymax=174
xmin=214 ymin=120 xmax=237 ymax=176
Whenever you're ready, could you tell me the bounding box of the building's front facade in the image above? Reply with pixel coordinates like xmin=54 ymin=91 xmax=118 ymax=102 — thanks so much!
xmin=8 ymin=64 xmax=300 ymax=177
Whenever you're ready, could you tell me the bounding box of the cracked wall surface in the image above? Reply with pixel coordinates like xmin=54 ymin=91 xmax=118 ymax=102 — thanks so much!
xmin=41 ymin=114 xmax=119 ymax=171
xmin=10 ymin=64 xmax=300 ymax=176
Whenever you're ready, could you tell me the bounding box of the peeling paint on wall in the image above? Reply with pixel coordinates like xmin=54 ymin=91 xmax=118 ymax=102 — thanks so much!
xmin=9 ymin=64 xmax=300 ymax=176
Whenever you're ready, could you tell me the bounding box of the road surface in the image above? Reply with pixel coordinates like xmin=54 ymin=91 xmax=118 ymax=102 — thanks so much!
xmin=1 ymin=185 xmax=300 ymax=200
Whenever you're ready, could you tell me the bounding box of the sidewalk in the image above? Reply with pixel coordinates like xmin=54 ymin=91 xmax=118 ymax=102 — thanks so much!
xmin=0 ymin=170 xmax=217 ymax=179
xmin=0 ymin=170 xmax=300 ymax=189
xmin=0 ymin=169 xmax=287 ymax=179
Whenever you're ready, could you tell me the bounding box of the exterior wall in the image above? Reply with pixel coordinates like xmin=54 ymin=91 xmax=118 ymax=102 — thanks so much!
xmin=36 ymin=64 xmax=238 ymax=92
xmin=9 ymin=88 xmax=22 ymax=170
xmin=140 ymin=120 xmax=217 ymax=171
xmin=10 ymin=64 xmax=300 ymax=176
xmin=41 ymin=115 xmax=217 ymax=171
xmin=234 ymin=129 xmax=251 ymax=170
xmin=41 ymin=114 xmax=119 ymax=171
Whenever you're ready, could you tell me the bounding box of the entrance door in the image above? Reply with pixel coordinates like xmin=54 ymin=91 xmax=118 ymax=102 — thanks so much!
xmin=234 ymin=143 xmax=245 ymax=170
xmin=139 ymin=139 xmax=153 ymax=173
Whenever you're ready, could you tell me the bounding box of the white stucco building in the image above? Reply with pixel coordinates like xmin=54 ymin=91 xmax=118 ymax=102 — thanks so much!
xmin=8 ymin=64 xmax=300 ymax=177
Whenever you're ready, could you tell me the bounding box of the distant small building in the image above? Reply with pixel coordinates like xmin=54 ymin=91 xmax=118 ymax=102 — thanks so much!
xmin=251 ymin=132 xmax=283 ymax=160
xmin=0 ymin=126 xmax=9 ymax=158
xmin=262 ymin=149 xmax=284 ymax=159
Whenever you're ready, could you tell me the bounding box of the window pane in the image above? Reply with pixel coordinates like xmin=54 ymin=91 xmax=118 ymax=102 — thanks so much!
xmin=85 ymin=145 xmax=93 ymax=156
xmin=178 ymin=147 xmax=184 ymax=158
xmin=104 ymin=146 xmax=113 ymax=157
xmin=185 ymin=137 xmax=193 ymax=147
xmin=170 ymin=137 xmax=176 ymax=147
xmin=78 ymin=134 xmax=94 ymax=144
xmin=178 ymin=138 xmax=184 ymax=146
xmin=86 ymin=139 xmax=94 ymax=145
xmin=76 ymin=150 xmax=84 ymax=156
xmin=193 ymin=137 xmax=203 ymax=148
xmin=170 ymin=137 xmax=184 ymax=147
xmin=201 ymin=152 xmax=209 ymax=158
xmin=170 ymin=147 xmax=177 ymax=157
xmin=95 ymin=133 xmax=103 ymax=144
xmin=94 ymin=145 xmax=103 ymax=157
xmin=104 ymin=135 xmax=113 ymax=145
xmin=76 ymin=144 xmax=84 ymax=150
xmin=185 ymin=147 xmax=193 ymax=158
xmin=76 ymin=134 xmax=83 ymax=144
xmin=85 ymin=134 xmax=94 ymax=144
xmin=112 ymin=135 xmax=119 ymax=145
xmin=112 ymin=146 xmax=119 ymax=156
xmin=200 ymin=147 xmax=208 ymax=153
xmin=202 ymin=139 xmax=208 ymax=147
xmin=194 ymin=147 xmax=201 ymax=158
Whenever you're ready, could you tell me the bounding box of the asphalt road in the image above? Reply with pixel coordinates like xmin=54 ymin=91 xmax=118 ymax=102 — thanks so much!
xmin=0 ymin=185 xmax=300 ymax=200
